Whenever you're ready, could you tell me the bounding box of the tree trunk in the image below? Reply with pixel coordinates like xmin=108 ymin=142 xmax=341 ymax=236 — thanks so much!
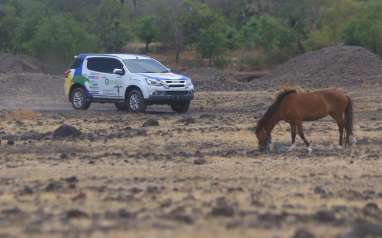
xmin=133 ymin=0 xmax=137 ymax=16
xmin=145 ymin=41 xmax=149 ymax=53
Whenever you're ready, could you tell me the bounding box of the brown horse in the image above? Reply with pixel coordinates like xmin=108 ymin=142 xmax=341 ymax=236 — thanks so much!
xmin=256 ymin=89 xmax=355 ymax=153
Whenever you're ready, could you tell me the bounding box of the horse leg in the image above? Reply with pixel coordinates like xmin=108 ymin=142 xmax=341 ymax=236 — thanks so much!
xmin=331 ymin=113 xmax=345 ymax=149
xmin=297 ymin=122 xmax=312 ymax=154
xmin=337 ymin=118 xmax=345 ymax=149
xmin=288 ymin=123 xmax=297 ymax=151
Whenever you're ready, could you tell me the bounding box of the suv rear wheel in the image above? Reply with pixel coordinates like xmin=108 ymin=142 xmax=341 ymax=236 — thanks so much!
xmin=127 ymin=89 xmax=146 ymax=113
xmin=171 ymin=101 xmax=190 ymax=113
xmin=71 ymin=87 xmax=91 ymax=110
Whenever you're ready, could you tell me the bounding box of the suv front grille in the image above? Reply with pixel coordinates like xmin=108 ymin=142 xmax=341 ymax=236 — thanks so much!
xmin=165 ymin=91 xmax=191 ymax=96
xmin=165 ymin=80 xmax=186 ymax=88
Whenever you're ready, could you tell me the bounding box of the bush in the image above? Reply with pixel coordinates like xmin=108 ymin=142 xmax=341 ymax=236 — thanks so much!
xmin=214 ymin=55 xmax=231 ymax=69
xmin=237 ymin=51 xmax=268 ymax=71
xmin=241 ymin=15 xmax=297 ymax=54
xmin=135 ymin=16 xmax=158 ymax=52
xmin=343 ymin=0 xmax=382 ymax=56
xmin=304 ymin=29 xmax=334 ymax=51
xmin=26 ymin=14 xmax=97 ymax=61
xmin=196 ymin=18 xmax=228 ymax=64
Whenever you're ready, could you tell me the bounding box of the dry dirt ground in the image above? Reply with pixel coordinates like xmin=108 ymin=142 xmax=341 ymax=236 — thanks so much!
xmin=0 ymin=85 xmax=382 ymax=238
xmin=1 ymin=46 xmax=382 ymax=238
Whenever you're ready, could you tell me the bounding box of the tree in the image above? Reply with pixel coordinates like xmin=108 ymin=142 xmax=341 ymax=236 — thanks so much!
xmin=0 ymin=3 xmax=19 ymax=51
xmin=343 ymin=0 xmax=382 ymax=55
xmin=136 ymin=16 xmax=157 ymax=52
xmin=27 ymin=14 xmax=97 ymax=61
xmin=304 ymin=0 xmax=361 ymax=51
xmin=241 ymin=15 xmax=296 ymax=54
xmin=180 ymin=0 xmax=217 ymax=48
xmin=196 ymin=18 xmax=228 ymax=65
xmin=89 ymin=0 xmax=132 ymax=51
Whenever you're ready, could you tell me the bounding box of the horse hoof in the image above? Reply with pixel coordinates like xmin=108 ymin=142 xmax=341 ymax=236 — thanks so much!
xmin=308 ymin=147 xmax=313 ymax=155
xmin=351 ymin=136 xmax=357 ymax=145
xmin=288 ymin=144 xmax=296 ymax=152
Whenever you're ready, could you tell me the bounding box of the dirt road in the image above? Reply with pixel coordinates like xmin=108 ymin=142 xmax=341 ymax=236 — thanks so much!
xmin=0 ymin=86 xmax=381 ymax=238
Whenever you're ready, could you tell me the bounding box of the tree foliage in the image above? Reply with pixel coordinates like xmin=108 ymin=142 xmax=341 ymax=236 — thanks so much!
xmin=0 ymin=0 xmax=381 ymax=67
xmin=136 ymin=16 xmax=157 ymax=52
xmin=343 ymin=0 xmax=382 ymax=55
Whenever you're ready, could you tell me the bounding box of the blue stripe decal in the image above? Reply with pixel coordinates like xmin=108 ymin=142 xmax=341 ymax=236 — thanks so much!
xmin=74 ymin=54 xmax=86 ymax=77
xmin=137 ymin=73 xmax=188 ymax=81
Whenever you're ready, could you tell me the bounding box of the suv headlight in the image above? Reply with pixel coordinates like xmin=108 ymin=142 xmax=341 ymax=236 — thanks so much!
xmin=145 ymin=78 xmax=163 ymax=87
xmin=185 ymin=78 xmax=193 ymax=87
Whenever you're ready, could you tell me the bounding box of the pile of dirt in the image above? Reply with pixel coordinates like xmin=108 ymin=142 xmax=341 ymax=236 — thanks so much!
xmin=182 ymin=67 xmax=262 ymax=91
xmin=254 ymin=46 xmax=382 ymax=89
xmin=0 ymin=53 xmax=45 ymax=74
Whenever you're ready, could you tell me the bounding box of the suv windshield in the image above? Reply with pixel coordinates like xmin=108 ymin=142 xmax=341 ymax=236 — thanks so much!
xmin=124 ymin=59 xmax=169 ymax=73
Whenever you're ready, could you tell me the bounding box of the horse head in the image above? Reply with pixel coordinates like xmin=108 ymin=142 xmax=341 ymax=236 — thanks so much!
xmin=255 ymin=127 xmax=272 ymax=152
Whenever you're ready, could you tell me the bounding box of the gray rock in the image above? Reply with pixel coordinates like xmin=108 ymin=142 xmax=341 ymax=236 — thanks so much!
xmin=193 ymin=158 xmax=207 ymax=165
xmin=292 ymin=229 xmax=315 ymax=238
xmin=142 ymin=119 xmax=159 ymax=127
xmin=53 ymin=124 xmax=81 ymax=139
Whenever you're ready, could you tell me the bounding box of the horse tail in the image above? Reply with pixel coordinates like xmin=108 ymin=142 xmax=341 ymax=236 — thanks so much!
xmin=344 ymin=96 xmax=354 ymax=147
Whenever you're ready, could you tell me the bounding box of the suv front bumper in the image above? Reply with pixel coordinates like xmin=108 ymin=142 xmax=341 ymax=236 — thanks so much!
xmin=145 ymin=90 xmax=194 ymax=105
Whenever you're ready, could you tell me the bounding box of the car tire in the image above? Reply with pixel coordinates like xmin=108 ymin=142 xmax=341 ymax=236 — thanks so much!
xmin=115 ymin=102 xmax=129 ymax=111
xmin=70 ymin=87 xmax=91 ymax=110
xmin=127 ymin=89 xmax=147 ymax=113
xmin=171 ymin=101 xmax=190 ymax=113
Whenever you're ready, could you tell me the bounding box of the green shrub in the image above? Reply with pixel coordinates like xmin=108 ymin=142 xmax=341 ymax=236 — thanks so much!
xmin=343 ymin=0 xmax=382 ymax=55
xmin=237 ymin=51 xmax=268 ymax=71
xmin=27 ymin=14 xmax=97 ymax=61
xmin=241 ymin=15 xmax=297 ymax=54
xmin=214 ymin=55 xmax=231 ymax=69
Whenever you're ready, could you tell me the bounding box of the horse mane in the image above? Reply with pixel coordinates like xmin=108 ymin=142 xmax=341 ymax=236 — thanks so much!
xmin=256 ymin=89 xmax=297 ymax=132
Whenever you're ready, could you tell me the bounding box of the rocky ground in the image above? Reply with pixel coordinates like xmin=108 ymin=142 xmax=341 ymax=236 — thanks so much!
xmin=0 ymin=46 xmax=382 ymax=238
xmin=0 ymin=86 xmax=382 ymax=238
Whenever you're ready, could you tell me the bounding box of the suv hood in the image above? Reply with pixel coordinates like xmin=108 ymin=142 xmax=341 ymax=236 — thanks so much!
xmin=136 ymin=72 xmax=189 ymax=81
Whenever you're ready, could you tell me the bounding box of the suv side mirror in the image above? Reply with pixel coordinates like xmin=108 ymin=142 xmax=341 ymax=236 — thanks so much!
xmin=113 ymin=68 xmax=124 ymax=75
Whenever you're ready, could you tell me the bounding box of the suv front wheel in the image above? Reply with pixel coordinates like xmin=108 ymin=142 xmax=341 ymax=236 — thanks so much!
xmin=71 ymin=87 xmax=91 ymax=110
xmin=127 ymin=89 xmax=147 ymax=113
xmin=171 ymin=101 xmax=190 ymax=113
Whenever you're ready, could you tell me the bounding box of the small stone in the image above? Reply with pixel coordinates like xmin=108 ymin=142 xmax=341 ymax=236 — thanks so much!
xmin=209 ymin=198 xmax=235 ymax=217
xmin=45 ymin=181 xmax=63 ymax=192
xmin=194 ymin=151 xmax=204 ymax=157
xmin=60 ymin=153 xmax=69 ymax=160
xmin=210 ymin=205 xmax=235 ymax=217
xmin=65 ymin=176 xmax=78 ymax=184
xmin=142 ymin=119 xmax=159 ymax=127
xmin=314 ymin=210 xmax=336 ymax=223
xmin=292 ymin=229 xmax=315 ymax=238
xmin=193 ymin=158 xmax=207 ymax=165
xmin=178 ymin=117 xmax=196 ymax=125
xmin=21 ymin=186 xmax=34 ymax=195
xmin=65 ymin=209 xmax=88 ymax=219
xmin=7 ymin=140 xmax=15 ymax=146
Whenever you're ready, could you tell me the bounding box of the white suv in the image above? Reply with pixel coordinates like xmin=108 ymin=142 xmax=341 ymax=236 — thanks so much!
xmin=64 ymin=54 xmax=194 ymax=113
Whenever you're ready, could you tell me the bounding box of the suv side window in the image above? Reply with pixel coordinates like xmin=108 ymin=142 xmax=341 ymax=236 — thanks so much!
xmin=87 ymin=57 xmax=124 ymax=74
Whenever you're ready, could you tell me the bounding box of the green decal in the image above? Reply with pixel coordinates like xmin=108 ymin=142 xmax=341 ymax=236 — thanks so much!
xmin=73 ymin=76 xmax=89 ymax=85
